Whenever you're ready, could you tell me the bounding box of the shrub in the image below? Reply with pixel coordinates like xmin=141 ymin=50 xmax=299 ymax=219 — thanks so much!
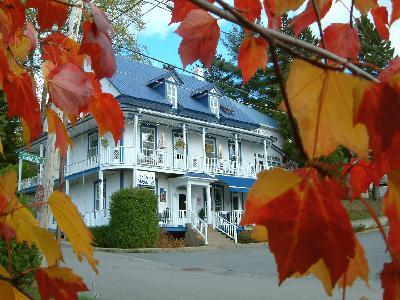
xmin=157 ymin=229 xmax=185 ymax=248
xmin=90 ymin=225 xmax=111 ymax=248
xmin=238 ymin=230 xmax=255 ymax=244
xmin=0 ymin=240 xmax=41 ymax=285
xmin=108 ymin=187 xmax=159 ymax=248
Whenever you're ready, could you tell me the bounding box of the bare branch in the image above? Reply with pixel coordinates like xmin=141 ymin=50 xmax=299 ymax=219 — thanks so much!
xmin=311 ymin=0 xmax=326 ymax=48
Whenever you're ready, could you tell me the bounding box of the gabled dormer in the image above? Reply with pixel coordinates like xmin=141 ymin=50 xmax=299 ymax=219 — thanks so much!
xmin=147 ymin=70 xmax=183 ymax=109
xmin=191 ymin=84 xmax=223 ymax=117
xmin=208 ymin=87 xmax=219 ymax=117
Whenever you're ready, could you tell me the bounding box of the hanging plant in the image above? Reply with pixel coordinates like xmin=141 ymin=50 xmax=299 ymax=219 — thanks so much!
xmin=205 ymin=143 xmax=214 ymax=154
xmin=175 ymin=139 xmax=185 ymax=149
xmin=101 ymin=138 xmax=109 ymax=149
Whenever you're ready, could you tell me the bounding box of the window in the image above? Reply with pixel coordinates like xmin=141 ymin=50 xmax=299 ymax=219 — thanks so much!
xmin=209 ymin=94 xmax=219 ymax=116
xmin=205 ymin=137 xmax=215 ymax=159
xmin=167 ymin=83 xmax=178 ymax=108
xmin=173 ymin=131 xmax=184 ymax=158
xmin=254 ymin=153 xmax=265 ymax=166
xmin=94 ymin=180 xmax=107 ymax=211
xmin=88 ymin=132 xmax=98 ymax=158
xmin=141 ymin=127 xmax=156 ymax=151
xmin=267 ymin=155 xmax=282 ymax=167
xmin=229 ymin=141 xmax=241 ymax=162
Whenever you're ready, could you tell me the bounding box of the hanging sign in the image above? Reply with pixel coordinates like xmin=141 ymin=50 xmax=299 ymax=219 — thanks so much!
xmin=18 ymin=152 xmax=44 ymax=164
xmin=137 ymin=170 xmax=155 ymax=187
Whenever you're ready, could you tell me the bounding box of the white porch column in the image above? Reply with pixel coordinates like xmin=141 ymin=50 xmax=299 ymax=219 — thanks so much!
xmin=17 ymin=157 xmax=22 ymax=191
xmin=202 ymin=127 xmax=206 ymax=172
xmin=183 ymin=123 xmax=187 ymax=170
xmin=206 ymin=185 xmax=212 ymax=224
xmin=65 ymin=180 xmax=70 ymax=195
xmin=39 ymin=143 xmax=44 ymax=182
xmin=235 ymin=134 xmax=239 ymax=174
xmin=187 ymin=183 xmax=192 ymax=213
xmin=263 ymin=139 xmax=268 ymax=168
xmin=99 ymin=170 xmax=104 ymax=210
xmin=133 ymin=114 xmax=138 ymax=187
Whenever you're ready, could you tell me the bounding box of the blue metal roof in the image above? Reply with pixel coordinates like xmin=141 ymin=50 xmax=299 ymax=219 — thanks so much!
xmin=216 ymin=175 xmax=255 ymax=192
xmin=109 ymin=56 xmax=278 ymax=129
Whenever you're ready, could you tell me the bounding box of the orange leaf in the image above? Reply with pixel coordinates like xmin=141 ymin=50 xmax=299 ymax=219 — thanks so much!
xmin=175 ymin=9 xmax=220 ymax=68
xmin=354 ymin=0 xmax=377 ymax=15
xmin=324 ymin=23 xmax=360 ymax=60
xmin=286 ymin=59 xmax=368 ymax=158
xmin=244 ymin=167 xmax=355 ymax=287
xmin=42 ymin=33 xmax=84 ymax=67
xmin=383 ymin=170 xmax=400 ymax=255
xmin=35 ymin=266 xmax=88 ymax=300
xmin=391 ymin=0 xmax=400 ymax=24
xmin=0 ymin=170 xmax=17 ymax=214
xmin=79 ymin=5 xmax=116 ymax=79
xmin=263 ymin=0 xmax=281 ymax=29
xmin=238 ymin=35 xmax=268 ymax=84
xmin=0 ymin=265 xmax=29 ymax=299
xmin=3 ymin=72 xmax=43 ymax=143
xmin=47 ymin=62 xmax=94 ymax=118
xmin=26 ymin=0 xmax=68 ymax=31
xmin=170 ymin=0 xmax=214 ymax=24
xmin=48 ymin=191 xmax=98 ymax=272
xmin=234 ymin=0 xmax=262 ymax=22
xmin=381 ymin=261 xmax=400 ymax=300
xmin=0 ymin=0 xmax=25 ymax=41
xmin=88 ymin=92 xmax=124 ymax=144
xmin=371 ymin=6 xmax=390 ymax=40
xmin=0 ymin=139 xmax=3 ymax=159
xmin=270 ymin=0 xmax=304 ymax=15
xmin=46 ymin=108 xmax=73 ymax=159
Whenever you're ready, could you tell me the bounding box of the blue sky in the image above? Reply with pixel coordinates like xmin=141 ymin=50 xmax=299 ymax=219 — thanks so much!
xmin=137 ymin=0 xmax=400 ymax=70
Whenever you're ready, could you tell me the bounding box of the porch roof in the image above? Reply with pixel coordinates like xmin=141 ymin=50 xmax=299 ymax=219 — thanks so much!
xmin=216 ymin=175 xmax=255 ymax=192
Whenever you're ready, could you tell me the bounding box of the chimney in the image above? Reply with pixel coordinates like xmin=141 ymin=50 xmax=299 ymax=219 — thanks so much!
xmin=193 ymin=66 xmax=205 ymax=81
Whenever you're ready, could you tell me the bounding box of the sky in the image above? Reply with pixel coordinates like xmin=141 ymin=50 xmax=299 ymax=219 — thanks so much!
xmin=137 ymin=0 xmax=400 ymax=70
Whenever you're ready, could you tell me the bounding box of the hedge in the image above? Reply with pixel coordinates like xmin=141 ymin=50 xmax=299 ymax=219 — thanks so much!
xmin=107 ymin=187 xmax=159 ymax=248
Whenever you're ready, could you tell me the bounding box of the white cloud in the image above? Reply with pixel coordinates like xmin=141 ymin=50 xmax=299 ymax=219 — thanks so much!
xmin=141 ymin=3 xmax=177 ymax=39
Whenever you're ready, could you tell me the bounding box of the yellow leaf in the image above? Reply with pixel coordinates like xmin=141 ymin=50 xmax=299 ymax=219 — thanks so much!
xmin=8 ymin=34 xmax=31 ymax=61
xmin=286 ymin=59 xmax=369 ymax=158
xmin=4 ymin=202 xmax=62 ymax=266
xmin=241 ymin=168 xmax=302 ymax=225
xmin=0 ymin=169 xmax=17 ymax=196
xmin=0 ymin=266 xmax=29 ymax=299
xmin=0 ymin=139 xmax=4 ymax=158
xmin=275 ymin=0 xmax=304 ymax=15
xmin=251 ymin=225 xmax=268 ymax=242
xmin=48 ymin=191 xmax=98 ymax=272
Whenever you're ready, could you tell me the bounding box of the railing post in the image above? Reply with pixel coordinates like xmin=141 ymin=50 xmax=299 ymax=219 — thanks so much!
xmin=202 ymin=127 xmax=206 ymax=172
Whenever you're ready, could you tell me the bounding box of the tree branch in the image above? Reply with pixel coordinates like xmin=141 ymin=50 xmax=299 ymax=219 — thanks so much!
xmin=190 ymin=0 xmax=378 ymax=82
xmin=311 ymin=0 xmax=326 ymax=49
xmin=350 ymin=0 xmax=355 ymax=27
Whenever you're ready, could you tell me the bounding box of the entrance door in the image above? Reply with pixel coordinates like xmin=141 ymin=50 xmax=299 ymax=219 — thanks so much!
xmin=232 ymin=192 xmax=239 ymax=210
xmin=213 ymin=186 xmax=223 ymax=212
xmin=178 ymin=194 xmax=186 ymax=210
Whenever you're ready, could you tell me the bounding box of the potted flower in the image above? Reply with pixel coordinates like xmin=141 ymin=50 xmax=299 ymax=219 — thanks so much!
xmin=101 ymin=138 xmax=109 ymax=149
xmin=175 ymin=139 xmax=185 ymax=149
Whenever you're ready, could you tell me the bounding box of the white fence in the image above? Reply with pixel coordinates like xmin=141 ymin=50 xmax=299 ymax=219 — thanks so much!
xmin=189 ymin=210 xmax=208 ymax=245
xmin=83 ymin=209 xmax=109 ymax=227
xmin=212 ymin=211 xmax=238 ymax=243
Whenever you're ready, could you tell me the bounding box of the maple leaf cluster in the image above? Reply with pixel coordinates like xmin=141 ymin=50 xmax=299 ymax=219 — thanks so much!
xmin=170 ymin=0 xmax=400 ymax=299
xmin=0 ymin=0 xmax=125 ymax=299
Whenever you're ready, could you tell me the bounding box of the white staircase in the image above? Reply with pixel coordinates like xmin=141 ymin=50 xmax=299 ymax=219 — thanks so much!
xmin=211 ymin=211 xmax=238 ymax=243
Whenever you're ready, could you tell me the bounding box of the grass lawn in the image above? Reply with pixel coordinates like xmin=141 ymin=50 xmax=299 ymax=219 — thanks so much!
xmin=22 ymin=285 xmax=93 ymax=300
xmin=342 ymin=198 xmax=382 ymax=221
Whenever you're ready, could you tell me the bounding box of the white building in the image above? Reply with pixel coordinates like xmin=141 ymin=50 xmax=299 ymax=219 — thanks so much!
xmin=18 ymin=57 xmax=285 ymax=244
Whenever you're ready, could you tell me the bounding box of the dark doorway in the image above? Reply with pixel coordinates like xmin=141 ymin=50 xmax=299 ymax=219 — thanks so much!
xmin=179 ymin=194 xmax=186 ymax=210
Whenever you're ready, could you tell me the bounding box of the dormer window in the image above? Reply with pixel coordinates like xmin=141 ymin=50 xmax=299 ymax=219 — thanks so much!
xmin=167 ymin=83 xmax=178 ymax=109
xmin=209 ymin=94 xmax=219 ymax=116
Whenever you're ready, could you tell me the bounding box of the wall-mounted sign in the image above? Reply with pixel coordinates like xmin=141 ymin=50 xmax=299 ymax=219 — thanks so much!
xmin=137 ymin=170 xmax=155 ymax=187
xmin=18 ymin=152 xmax=44 ymax=164
xmin=159 ymin=188 xmax=166 ymax=202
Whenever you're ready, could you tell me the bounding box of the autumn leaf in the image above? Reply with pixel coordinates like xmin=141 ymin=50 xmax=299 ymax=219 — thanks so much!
xmin=3 ymin=72 xmax=43 ymax=142
xmin=48 ymin=191 xmax=98 ymax=272
xmin=381 ymin=261 xmax=400 ymax=300
xmin=8 ymin=33 xmax=31 ymax=61
xmin=0 ymin=265 xmax=29 ymax=299
xmin=26 ymin=0 xmax=68 ymax=31
xmin=25 ymin=22 xmax=38 ymax=52
xmin=291 ymin=0 xmax=332 ymax=36
xmin=343 ymin=159 xmax=381 ymax=199
xmin=286 ymin=59 xmax=368 ymax=158
xmin=263 ymin=0 xmax=281 ymax=29
xmin=238 ymin=35 xmax=268 ymax=84
xmin=391 ymin=0 xmax=400 ymax=24
xmin=42 ymin=33 xmax=84 ymax=67
xmin=272 ymin=0 xmax=304 ymax=15
xmin=35 ymin=266 xmax=88 ymax=300
xmin=324 ymin=23 xmax=360 ymax=60
xmin=0 ymin=139 xmax=3 ymax=158
xmin=234 ymin=0 xmax=262 ymax=22
xmin=47 ymin=62 xmax=94 ymax=118
xmin=242 ymin=167 xmax=355 ymax=287
xmin=371 ymin=6 xmax=389 ymax=40
xmin=0 ymin=0 xmax=25 ymax=41
xmin=46 ymin=108 xmax=73 ymax=159
xmin=354 ymin=0 xmax=378 ymax=15
xmin=0 ymin=170 xmax=17 ymax=215
xmin=175 ymin=9 xmax=220 ymax=67
xmin=170 ymin=0 xmax=214 ymax=23
xmin=383 ymin=170 xmax=400 ymax=255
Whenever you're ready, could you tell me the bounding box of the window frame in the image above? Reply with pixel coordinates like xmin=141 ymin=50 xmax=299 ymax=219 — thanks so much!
xmin=141 ymin=126 xmax=157 ymax=151
xmin=166 ymin=83 xmax=178 ymax=109
xmin=209 ymin=93 xmax=219 ymax=116
xmin=87 ymin=132 xmax=98 ymax=158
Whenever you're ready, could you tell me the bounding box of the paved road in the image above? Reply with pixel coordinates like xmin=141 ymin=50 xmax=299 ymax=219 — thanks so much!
xmin=64 ymin=231 xmax=389 ymax=300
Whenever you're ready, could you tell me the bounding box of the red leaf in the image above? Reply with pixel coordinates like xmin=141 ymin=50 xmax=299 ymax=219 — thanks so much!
xmin=379 ymin=57 xmax=400 ymax=81
xmin=35 ymin=266 xmax=88 ymax=300
xmin=371 ymin=6 xmax=389 ymax=40
xmin=79 ymin=20 xmax=116 ymax=79
xmin=46 ymin=108 xmax=73 ymax=159
xmin=343 ymin=159 xmax=381 ymax=199
xmin=381 ymin=261 xmax=400 ymax=300
xmin=170 ymin=0 xmax=214 ymax=24
xmin=383 ymin=170 xmax=400 ymax=255
xmin=0 ymin=223 xmax=15 ymax=241
xmin=291 ymin=0 xmax=332 ymax=36
xmin=88 ymin=92 xmax=123 ymax=144
xmin=391 ymin=0 xmax=400 ymax=25
xmin=243 ymin=168 xmax=355 ymax=286
xmin=25 ymin=22 xmax=38 ymax=52
xmin=26 ymin=0 xmax=68 ymax=31
xmin=175 ymin=9 xmax=220 ymax=67
xmin=47 ymin=63 xmax=94 ymax=118
xmin=0 ymin=0 xmax=25 ymax=41
xmin=234 ymin=0 xmax=262 ymax=22
xmin=324 ymin=23 xmax=360 ymax=60
xmin=3 ymin=72 xmax=43 ymax=142
xmin=238 ymin=35 xmax=268 ymax=84
xmin=42 ymin=33 xmax=84 ymax=67
xmin=263 ymin=0 xmax=281 ymax=30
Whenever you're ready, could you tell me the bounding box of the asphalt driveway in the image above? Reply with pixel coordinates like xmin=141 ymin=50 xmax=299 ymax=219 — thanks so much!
xmin=63 ymin=230 xmax=389 ymax=300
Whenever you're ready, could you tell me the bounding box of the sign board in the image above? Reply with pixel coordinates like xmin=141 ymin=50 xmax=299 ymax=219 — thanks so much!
xmin=35 ymin=185 xmax=45 ymax=202
xmin=137 ymin=170 xmax=155 ymax=187
xmin=18 ymin=152 xmax=44 ymax=164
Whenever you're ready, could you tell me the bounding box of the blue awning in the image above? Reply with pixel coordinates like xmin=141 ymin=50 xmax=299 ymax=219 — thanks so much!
xmin=216 ymin=175 xmax=255 ymax=192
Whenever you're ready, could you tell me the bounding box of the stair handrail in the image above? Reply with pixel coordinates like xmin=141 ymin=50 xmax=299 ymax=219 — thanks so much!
xmin=211 ymin=211 xmax=238 ymax=243
xmin=189 ymin=210 xmax=208 ymax=245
